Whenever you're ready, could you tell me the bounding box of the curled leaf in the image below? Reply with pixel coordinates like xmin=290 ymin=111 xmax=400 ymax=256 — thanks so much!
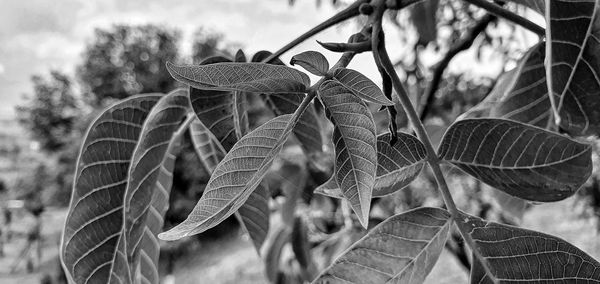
xmin=291 ymin=51 xmax=330 ymax=76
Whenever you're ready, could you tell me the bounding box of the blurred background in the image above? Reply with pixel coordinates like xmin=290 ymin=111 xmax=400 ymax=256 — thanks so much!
xmin=0 ymin=0 xmax=598 ymax=283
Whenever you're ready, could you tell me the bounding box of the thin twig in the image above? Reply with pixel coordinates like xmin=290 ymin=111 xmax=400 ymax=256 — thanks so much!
xmin=419 ymin=14 xmax=496 ymax=121
xmin=262 ymin=0 xmax=368 ymax=63
xmin=462 ymin=0 xmax=544 ymax=36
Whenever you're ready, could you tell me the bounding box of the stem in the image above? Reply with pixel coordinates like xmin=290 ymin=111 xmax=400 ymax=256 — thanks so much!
xmin=262 ymin=0 xmax=368 ymax=63
xmin=420 ymin=14 xmax=496 ymax=121
xmin=371 ymin=6 xmax=499 ymax=282
xmin=463 ymin=0 xmax=545 ymax=36
xmin=544 ymin=0 xmax=561 ymax=127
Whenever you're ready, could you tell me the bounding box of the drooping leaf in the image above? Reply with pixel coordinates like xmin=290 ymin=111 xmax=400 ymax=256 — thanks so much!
xmin=122 ymin=90 xmax=190 ymax=272
xmin=60 ymin=94 xmax=161 ymax=284
xmin=438 ymin=118 xmax=592 ymax=202
xmin=458 ymin=212 xmax=600 ymax=283
xmin=316 ymin=132 xmax=426 ymax=198
xmin=410 ymin=0 xmax=439 ymax=45
xmin=319 ymin=80 xmax=377 ymax=228
xmin=464 ymin=43 xmax=552 ymax=128
xmin=313 ymin=207 xmax=451 ymax=284
xmin=332 ymin=68 xmax=394 ymax=106
xmin=136 ymin=115 xmax=188 ymax=284
xmin=167 ymin=62 xmax=311 ymax=94
xmin=546 ymin=0 xmax=600 ymax=136
xmin=264 ymin=93 xmax=323 ymax=154
xmin=290 ymin=51 xmax=330 ymax=76
xmin=189 ymin=118 xmax=226 ymax=172
xmin=233 ymin=90 xmax=249 ymax=139
xmin=159 ymin=114 xmax=301 ymax=240
xmin=189 ymin=117 xmax=270 ymax=252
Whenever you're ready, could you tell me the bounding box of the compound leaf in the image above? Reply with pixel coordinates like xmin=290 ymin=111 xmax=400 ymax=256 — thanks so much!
xmin=546 ymin=0 xmax=600 ymax=136
xmin=313 ymin=207 xmax=451 ymax=284
xmin=60 ymin=94 xmax=161 ymax=284
xmin=332 ymin=68 xmax=394 ymax=106
xmin=123 ymin=90 xmax=190 ymax=272
xmin=167 ymin=62 xmax=310 ymax=94
xmin=459 ymin=212 xmax=600 ymax=283
xmin=290 ymin=51 xmax=330 ymax=76
xmin=316 ymin=132 xmax=426 ymax=198
xmin=159 ymin=114 xmax=299 ymax=240
xmin=438 ymin=118 xmax=592 ymax=202
xmin=319 ymin=80 xmax=377 ymax=228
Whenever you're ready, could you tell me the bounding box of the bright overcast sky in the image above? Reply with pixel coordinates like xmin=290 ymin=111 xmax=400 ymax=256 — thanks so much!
xmin=0 ymin=0 xmax=386 ymax=119
xmin=0 ymin=0 xmax=532 ymax=120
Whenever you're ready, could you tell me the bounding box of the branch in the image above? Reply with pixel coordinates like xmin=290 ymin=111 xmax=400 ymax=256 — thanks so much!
xmin=370 ymin=1 xmax=498 ymax=281
xmin=262 ymin=0 xmax=368 ymax=63
xmin=462 ymin=0 xmax=544 ymax=36
xmin=419 ymin=13 xmax=496 ymax=121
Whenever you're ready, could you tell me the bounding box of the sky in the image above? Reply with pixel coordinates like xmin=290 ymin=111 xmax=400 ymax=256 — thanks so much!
xmin=0 ymin=0 xmax=533 ymax=120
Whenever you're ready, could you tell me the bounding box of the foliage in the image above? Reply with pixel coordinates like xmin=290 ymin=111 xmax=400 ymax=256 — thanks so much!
xmin=60 ymin=1 xmax=600 ymax=284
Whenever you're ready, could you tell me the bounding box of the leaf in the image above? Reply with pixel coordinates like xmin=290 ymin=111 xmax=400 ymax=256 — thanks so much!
xmin=264 ymin=224 xmax=291 ymax=283
xmin=264 ymin=93 xmax=323 ymax=154
xmin=464 ymin=43 xmax=552 ymax=128
xmin=234 ymin=49 xmax=246 ymax=63
xmin=438 ymin=118 xmax=592 ymax=202
xmin=159 ymin=114 xmax=300 ymax=240
xmin=290 ymin=51 xmax=330 ymax=76
xmin=188 ymin=116 xmax=270 ymax=252
xmin=166 ymin=62 xmax=311 ymax=94
xmin=60 ymin=94 xmax=161 ymax=284
xmin=546 ymin=0 xmax=600 ymax=136
xmin=122 ymin=90 xmax=190 ymax=273
xmin=233 ymin=90 xmax=249 ymax=139
xmin=315 ymin=132 xmax=426 ymax=198
xmin=312 ymin=207 xmax=451 ymax=284
xmin=458 ymin=212 xmax=600 ymax=283
xmin=319 ymin=80 xmax=377 ymax=228
xmin=332 ymin=68 xmax=394 ymax=106
xmin=410 ymin=0 xmax=439 ymax=45
xmin=136 ymin=115 xmax=187 ymax=284
xmin=189 ymin=118 xmax=226 ymax=173
xmin=189 ymin=86 xmax=238 ymax=151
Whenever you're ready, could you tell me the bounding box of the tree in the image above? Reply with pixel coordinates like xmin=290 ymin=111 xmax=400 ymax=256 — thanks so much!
xmin=16 ymin=71 xmax=82 ymax=152
xmin=77 ymin=24 xmax=181 ymax=104
xmin=60 ymin=1 xmax=600 ymax=284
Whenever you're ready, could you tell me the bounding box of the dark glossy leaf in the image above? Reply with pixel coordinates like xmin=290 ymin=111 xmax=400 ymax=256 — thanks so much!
xmin=234 ymin=49 xmax=246 ymax=63
xmin=315 ymin=132 xmax=426 ymax=198
xmin=319 ymin=80 xmax=377 ymax=228
xmin=159 ymin=114 xmax=299 ymax=240
xmin=290 ymin=51 xmax=330 ymax=76
xmin=136 ymin=114 xmax=187 ymax=284
xmin=458 ymin=212 xmax=600 ymax=283
xmin=313 ymin=207 xmax=451 ymax=284
xmin=410 ymin=0 xmax=439 ymax=45
xmin=167 ymin=62 xmax=310 ymax=94
xmin=546 ymin=0 xmax=600 ymax=136
xmin=332 ymin=68 xmax=394 ymax=105
xmin=464 ymin=43 xmax=552 ymax=128
xmin=61 ymin=94 xmax=161 ymax=284
xmin=438 ymin=118 xmax=592 ymax=202
xmin=264 ymin=93 xmax=323 ymax=154
xmin=189 ymin=118 xmax=270 ymax=252
xmin=123 ymin=90 xmax=190 ymax=271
